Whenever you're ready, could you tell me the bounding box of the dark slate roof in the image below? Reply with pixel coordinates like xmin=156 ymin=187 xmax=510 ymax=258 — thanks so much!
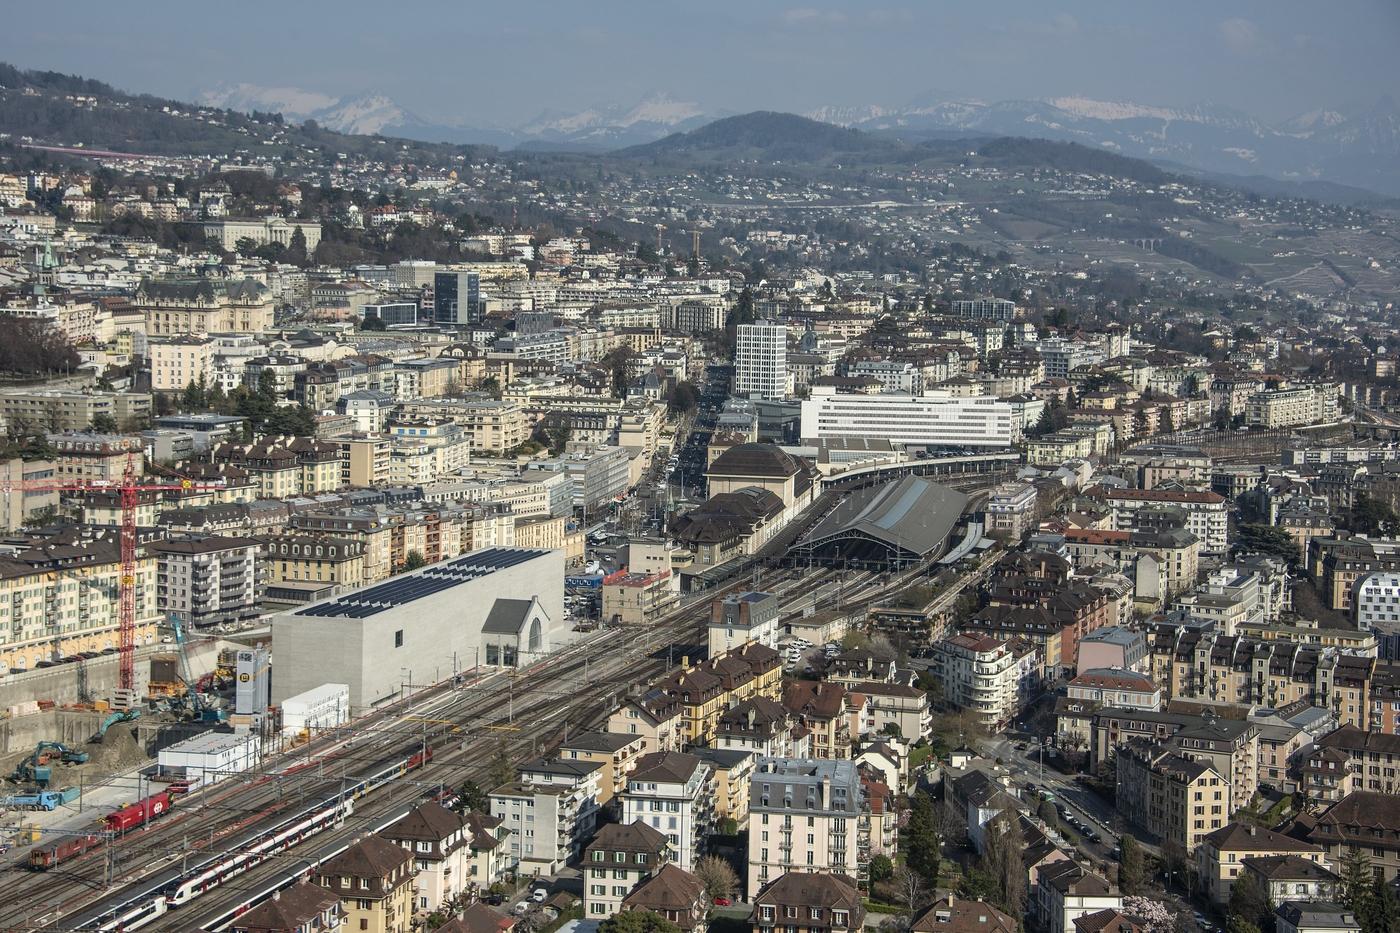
xmin=708 ymin=443 xmax=812 ymax=480
xmin=230 ymin=882 xmax=339 ymax=932
xmin=483 ymin=597 xmax=537 ymax=635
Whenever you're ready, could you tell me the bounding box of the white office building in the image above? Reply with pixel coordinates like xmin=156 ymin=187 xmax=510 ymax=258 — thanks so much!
xmin=799 ymin=386 xmax=1014 ymax=449
xmin=736 ymin=322 xmax=790 ymax=401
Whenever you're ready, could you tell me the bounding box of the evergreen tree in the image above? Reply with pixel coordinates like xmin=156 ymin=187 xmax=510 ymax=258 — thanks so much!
xmin=1341 ymin=848 xmax=1374 ymax=916
xmin=1118 ymin=834 xmax=1146 ymax=896
xmin=1367 ymin=872 xmax=1399 ymax=933
xmin=1228 ymin=871 xmax=1269 ymax=931
xmin=285 ymin=226 xmax=309 ymax=266
xmin=903 ymin=791 xmax=943 ymax=888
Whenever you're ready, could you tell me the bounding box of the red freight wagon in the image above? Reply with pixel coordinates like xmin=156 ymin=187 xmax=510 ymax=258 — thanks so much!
xmin=29 ymin=833 xmax=100 ymax=870
xmin=103 ymin=790 xmax=175 ymax=832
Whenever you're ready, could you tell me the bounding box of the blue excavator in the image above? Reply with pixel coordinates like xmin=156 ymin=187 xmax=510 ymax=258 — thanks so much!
xmin=10 ymin=741 xmax=89 ymax=787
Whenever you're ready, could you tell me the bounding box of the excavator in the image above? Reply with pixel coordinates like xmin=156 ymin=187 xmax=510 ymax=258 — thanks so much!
xmin=10 ymin=742 xmax=89 ymax=787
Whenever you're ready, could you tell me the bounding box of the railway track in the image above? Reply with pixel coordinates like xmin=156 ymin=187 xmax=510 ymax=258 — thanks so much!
xmin=14 ymin=548 xmax=951 ymax=930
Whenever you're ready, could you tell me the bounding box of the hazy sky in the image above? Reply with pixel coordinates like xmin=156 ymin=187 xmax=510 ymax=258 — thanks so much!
xmin=5 ymin=1 xmax=1398 ymax=126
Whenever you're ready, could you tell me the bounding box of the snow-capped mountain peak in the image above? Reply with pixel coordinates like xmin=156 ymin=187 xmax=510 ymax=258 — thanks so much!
xmin=312 ymin=94 xmax=412 ymax=135
xmin=198 ymin=83 xmax=340 ymax=121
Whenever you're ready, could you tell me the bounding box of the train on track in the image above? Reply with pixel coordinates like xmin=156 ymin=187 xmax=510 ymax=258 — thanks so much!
xmin=70 ymin=743 xmax=434 ymax=932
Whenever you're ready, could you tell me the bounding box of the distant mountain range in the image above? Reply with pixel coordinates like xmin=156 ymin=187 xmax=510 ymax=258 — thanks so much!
xmin=198 ymin=85 xmax=715 ymax=150
xmin=201 ymin=83 xmax=1400 ymax=196
xmin=810 ymin=95 xmax=1400 ymax=198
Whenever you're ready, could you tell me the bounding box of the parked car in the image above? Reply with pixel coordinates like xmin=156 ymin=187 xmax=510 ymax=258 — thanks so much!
xmin=531 ymin=888 xmax=549 ymax=903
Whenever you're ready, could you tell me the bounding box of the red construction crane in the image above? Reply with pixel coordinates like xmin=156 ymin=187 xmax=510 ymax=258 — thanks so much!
xmin=1 ymin=457 xmax=223 ymax=698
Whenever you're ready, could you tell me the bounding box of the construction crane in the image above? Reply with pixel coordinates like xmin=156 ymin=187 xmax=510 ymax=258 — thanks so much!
xmin=0 ymin=458 xmax=223 ymax=703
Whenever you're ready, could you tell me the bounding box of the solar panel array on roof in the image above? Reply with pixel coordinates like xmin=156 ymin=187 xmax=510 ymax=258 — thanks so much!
xmin=294 ymin=548 xmax=548 ymax=620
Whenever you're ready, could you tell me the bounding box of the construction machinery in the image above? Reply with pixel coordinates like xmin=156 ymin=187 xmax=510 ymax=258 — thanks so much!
xmin=0 ymin=461 xmax=223 ymax=703
xmin=168 ymin=616 xmax=225 ymax=724
xmin=94 ymin=708 xmax=141 ymax=741
xmin=10 ymin=743 xmax=89 ymax=787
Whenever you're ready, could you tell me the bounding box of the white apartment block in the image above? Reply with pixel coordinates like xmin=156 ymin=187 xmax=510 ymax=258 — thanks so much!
xmin=1102 ymin=487 xmax=1229 ymax=554
xmin=1355 ymin=571 xmax=1400 ymax=659
xmin=490 ymin=758 xmax=602 ymax=876
xmin=928 ymin=633 xmax=1038 ymax=732
xmin=747 ymin=758 xmax=862 ymax=894
xmin=1246 ymin=383 xmax=1340 ymax=429
xmin=984 ymin=481 xmax=1038 ymax=540
xmin=620 ymin=752 xmax=714 ymax=871
xmin=845 ymin=361 xmax=923 ymax=394
xmin=951 ymin=298 xmax=1017 ymax=322
xmin=735 ymin=322 xmax=790 ymax=401
xmin=799 ymin=386 xmax=1014 ymax=449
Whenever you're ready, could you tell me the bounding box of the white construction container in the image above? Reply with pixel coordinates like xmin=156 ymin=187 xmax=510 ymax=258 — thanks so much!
xmin=279 ymin=683 xmax=351 ymax=738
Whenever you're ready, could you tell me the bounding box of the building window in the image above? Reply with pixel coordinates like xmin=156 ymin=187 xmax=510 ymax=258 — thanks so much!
xmin=394 ymin=630 xmax=404 ymax=648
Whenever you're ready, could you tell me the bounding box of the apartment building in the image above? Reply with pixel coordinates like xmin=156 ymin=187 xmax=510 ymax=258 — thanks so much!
xmin=1115 ymin=740 xmax=1231 ymax=853
xmin=150 ymin=534 xmax=262 ymax=629
xmin=1062 ymin=527 xmax=1200 ymax=603
xmin=984 ymin=481 xmax=1038 ymax=540
xmin=749 ymin=872 xmax=864 ymax=933
xmin=339 ymin=434 xmax=394 ymax=488
xmin=439 ymin=818 xmax=498 ymax=901
xmin=1299 ymin=726 xmax=1400 ymax=803
xmin=1246 ymin=383 xmax=1339 ymax=429
xmin=1066 ymin=669 xmax=1161 ymax=711
xmin=1090 ymin=707 xmax=1261 ymax=804
xmin=1098 ymin=487 xmax=1229 ymax=554
xmin=717 ymin=697 xmax=804 ymax=758
xmin=313 ymin=835 xmax=415 ymax=933
xmin=0 ymin=533 xmax=160 ymax=673
xmin=781 ymin=681 xmax=854 ymax=760
xmin=262 ymin=536 xmax=367 ymax=590
xmin=928 ymin=633 xmax=1041 ymax=732
xmin=149 ymin=336 xmax=215 ymax=392
xmin=381 ymin=802 xmax=476 ymax=913
xmin=0 ymin=459 xmax=57 ymax=532
xmin=490 ymin=757 xmax=602 ymax=875
xmin=1034 ymin=862 xmax=1121 ymax=933
xmin=1308 ymin=791 xmax=1400 ymax=885
xmin=746 ymin=758 xmax=862 ymax=893
xmin=1353 ymin=570 xmax=1400 ymax=657
xmin=229 ymin=881 xmax=343 ymax=933
xmin=709 ymin=591 xmax=781 ymax=656
xmin=602 ymin=570 xmax=679 ymax=625
xmin=643 ymin=643 xmax=784 ymax=747
xmin=1144 ymin=629 xmax=1376 ymax=729
xmin=1198 ymin=823 xmax=1330 ymax=904
xmin=557 ymin=731 xmax=647 ymax=807
xmin=583 ymin=821 xmax=671 ymax=920
xmin=735 ymin=321 xmax=790 ymax=401
xmin=620 ymin=752 xmax=714 ymax=871
xmin=50 ymin=433 xmax=146 ymax=484
xmin=398 ymin=398 xmax=528 ymax=454
xmin=208 ymin=436 xmax=340 ymax=499
xmin=850 ymin=681 xmax=933 ymax=742
xmin=951 ymin=298 xmax=1017 ymax=322
xmin=1310 ymin=535 xmax=1400 ymax=612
